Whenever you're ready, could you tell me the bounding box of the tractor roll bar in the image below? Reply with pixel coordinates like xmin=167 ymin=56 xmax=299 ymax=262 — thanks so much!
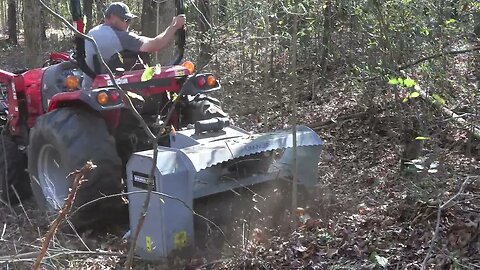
xmin=69 ymin=0 xmax=98 ymax=78
xmin=171 ymin=0 xmax=186 ymax=65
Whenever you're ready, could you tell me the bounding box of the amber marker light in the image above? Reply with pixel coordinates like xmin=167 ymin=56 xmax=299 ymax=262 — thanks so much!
xmin=97 ymin=91 xmax=109 ymax=105
xmin=206 ymin=75 xmax=216 ymax=87
xmin=182 ymin=61 xmax=195 ymax=74
xmin=65 ymin=75 xmax=79 ymax=90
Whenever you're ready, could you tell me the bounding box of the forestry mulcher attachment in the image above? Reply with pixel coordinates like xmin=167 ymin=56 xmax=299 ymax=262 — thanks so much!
xmin=0 ymin=0 xmax=323 ymax=261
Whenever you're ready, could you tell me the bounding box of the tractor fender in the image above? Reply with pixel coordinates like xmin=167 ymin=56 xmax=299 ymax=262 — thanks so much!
xmin=47 ymin=88 xmax=124 ymax=112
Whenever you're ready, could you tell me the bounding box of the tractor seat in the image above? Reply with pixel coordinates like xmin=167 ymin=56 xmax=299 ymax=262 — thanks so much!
xmin=92 ymin=50 xmax=150 ymax=75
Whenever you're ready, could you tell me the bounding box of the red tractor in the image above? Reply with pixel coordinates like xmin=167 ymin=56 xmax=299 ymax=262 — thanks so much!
xmin=0 ymin=0 xmax=322 ymax=249
xmin=0 ymin=0 xmax=226 ymax=229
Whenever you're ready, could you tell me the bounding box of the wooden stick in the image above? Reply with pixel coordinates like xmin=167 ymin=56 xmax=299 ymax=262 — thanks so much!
xmin=309 ymin=111 xmax=369 ymax=130
xmin=1 ymin=250 xmax=128 ymax=263
xmin=32 ymin=162 xmax=94 ymax=270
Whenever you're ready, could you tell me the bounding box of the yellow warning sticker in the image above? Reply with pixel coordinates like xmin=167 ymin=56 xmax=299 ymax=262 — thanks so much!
xmin=146 ymin=236 xmax=152 ymax=252
xmin=174 ymin=231 xmax=187 ymax=249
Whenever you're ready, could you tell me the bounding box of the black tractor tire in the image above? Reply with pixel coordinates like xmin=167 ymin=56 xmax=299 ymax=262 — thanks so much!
xmin=28 ymin=107 xmax=125 ymax=231
xmin=0 ymin=134 xmax=30 ymax=203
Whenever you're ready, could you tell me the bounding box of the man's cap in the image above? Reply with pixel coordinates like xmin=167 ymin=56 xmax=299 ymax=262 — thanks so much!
xmin=105 ymin=2 xmax=137 ymax=20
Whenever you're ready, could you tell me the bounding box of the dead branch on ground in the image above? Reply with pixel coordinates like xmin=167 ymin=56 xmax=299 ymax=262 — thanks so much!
xmin=413 ymin=84 xmax=480 ymax=139
xmin=32 ymin=162 xmax=94 ymax=270
xmin=1 ymin=250 xmax=127 ymax=264
xmin=309 ymin=111 xmax=370 ymax=130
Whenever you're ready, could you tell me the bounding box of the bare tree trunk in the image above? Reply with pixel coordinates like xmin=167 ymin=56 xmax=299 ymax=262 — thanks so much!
xmin=218 ymin=0 xmax=227 ymax=23
xmin=197 ymin=0 xmax=211 ymax=69
xmin=17 ymin=0 xmax=23 ymax=31
xmin=269 ymin=14 xmax=277 ymax=77
xmin=141 ymin=0 xmax=175 ymax=65
xmin=84 ymin=0 xmax=94 ymax=32
xmin=1 ymin=0 xmax=5 ymax=30
xmin=290 ymin=13 xmax=299 ymax=224
xmin=474 ymin=12 xmax=480 ymax=38
xmin=373 ymin=0 xmax=395 ymax=66
xmin=95 ymin=0 xmax=105 ymax=23
xmin=317 ymin=0 xmax=332 ymax=96
xmin=319 ymin=0 xmax=331 ymax=72
xmin=24 ymin=0 xmax=43 ymax=67
xmin=40 ymin=0 xmax=49 ymax=41
xmin=7 ymin=0 xmax=17 ymax=44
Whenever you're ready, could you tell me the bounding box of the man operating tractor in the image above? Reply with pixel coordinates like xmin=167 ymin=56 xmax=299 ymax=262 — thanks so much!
xmin=83 ymin=2 xmax=187 ymax=89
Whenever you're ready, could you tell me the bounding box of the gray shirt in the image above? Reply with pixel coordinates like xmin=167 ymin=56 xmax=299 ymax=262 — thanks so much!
xmin=83 ymin=25 xmax=147 ymax=89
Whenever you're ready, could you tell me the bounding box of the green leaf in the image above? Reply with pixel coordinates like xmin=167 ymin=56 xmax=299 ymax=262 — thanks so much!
xmin=141 ymin=65 xmax=155 ymax=82
xmin=370 ymin=251 xmax=388 ymax=268
xmin=171 ymin=93 xmax=178 ymax=102
xmin=403 ymin=78 xmax=416 ymax=87
xmin=388 ymin=78 xmax=399 ymax=85
xmin=420 ymin=27 xmax=430 ymax=36
xmin=445 ymin=18 xmax=456 ymax=25
xmin=415 ymin=136 xmax=430 ymax=140
xmin=410 ymin=91 xmax=420 ymax=98
xmin=432 ymin=94 xmax=446 ymax=106
xmin=402 ymin=95 xmax=409 ymax=103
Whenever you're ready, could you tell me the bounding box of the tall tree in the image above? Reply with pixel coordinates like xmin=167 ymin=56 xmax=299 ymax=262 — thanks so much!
xmin=96 ymin=0 xmax=105 ymax=23
xmin=40 ymin=0 xmax=50 ymax=40
xmin=84 ymin=0 xmax=94 ymax=32
xmin=24 ymin=0 xmax=43 ymax=67
xmin=475 ymin=12 xmax=480 ymax=37
xmin=141 ymin=0 xmax=175 ymax=65
xmin=218 ymin=0 xmax=227 ymax=23
xmin=197 ymin=0 xmax=211 ymax=68
xmin=7 ymin=0 xmax=17 ymax=44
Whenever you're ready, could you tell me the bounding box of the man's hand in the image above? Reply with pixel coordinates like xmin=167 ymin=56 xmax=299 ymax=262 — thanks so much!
xmin=171 ymin=14 xmax=186 ymax=30
xmin=140 ymin=14 xmax=186 ymax=52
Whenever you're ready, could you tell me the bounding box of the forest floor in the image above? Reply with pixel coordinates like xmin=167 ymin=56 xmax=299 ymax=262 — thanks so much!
xmin=0 ymin=37 xmax=479 ymax=270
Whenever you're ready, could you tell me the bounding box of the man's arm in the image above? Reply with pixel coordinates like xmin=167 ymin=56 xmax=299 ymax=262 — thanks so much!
xmin=139 ymin=15 xmax=186 ymax=53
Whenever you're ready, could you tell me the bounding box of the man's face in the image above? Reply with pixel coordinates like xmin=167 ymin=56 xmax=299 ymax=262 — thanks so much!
xmin=105 ymin=14 xmax=131 ymax=31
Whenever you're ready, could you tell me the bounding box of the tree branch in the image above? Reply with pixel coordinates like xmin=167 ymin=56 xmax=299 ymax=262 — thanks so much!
xmin=1 ymin=250 xmax=129 ymax=264
xmin=421 ymin=176 xmax=477 ymax=270
xmin=32 ymin=162 xmax=94 ymax=270
xmin=398 ymin=46 xmax=480 ymax=70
